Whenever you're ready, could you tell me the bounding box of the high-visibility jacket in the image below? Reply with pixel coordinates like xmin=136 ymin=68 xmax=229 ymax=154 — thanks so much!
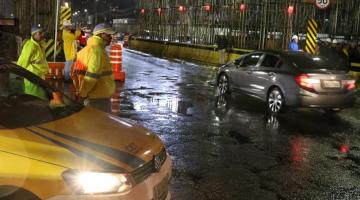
xmin=63 ymin=29 xmax=81 ymax=61
xmin=342 ymin=48 xmax=349 ymax=57
xmin=17 ymin=37 xmax=49 ymax=99
xmin=72 ymin=36 xmax=115 ymax=99
xmin=288 ymin=41 xmax=299 ymax=51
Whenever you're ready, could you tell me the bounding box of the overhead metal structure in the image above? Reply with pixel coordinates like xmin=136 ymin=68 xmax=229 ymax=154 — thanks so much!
xmin=136 ymin=0 xmax=360 ymax=50
xmin=15 ymin=0 xmax=57 ymax=38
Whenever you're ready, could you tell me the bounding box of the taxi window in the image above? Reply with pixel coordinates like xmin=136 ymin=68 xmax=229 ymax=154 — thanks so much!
xmin=0 ymin=70 xmax=82 ymax=129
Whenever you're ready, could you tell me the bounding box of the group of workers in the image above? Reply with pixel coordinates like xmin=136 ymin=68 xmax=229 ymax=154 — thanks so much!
xmin=17 ymin=21 xmax=117 ymax=110
xmin=289 ymin=35 xmax=360 ymax=70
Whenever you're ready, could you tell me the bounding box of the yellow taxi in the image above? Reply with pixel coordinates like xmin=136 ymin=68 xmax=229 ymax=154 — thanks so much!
xmin=0 ymin=61 xmax=172 ymax=200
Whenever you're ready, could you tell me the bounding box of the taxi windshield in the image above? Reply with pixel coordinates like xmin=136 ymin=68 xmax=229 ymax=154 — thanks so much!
xmin=0 ymin=70 xmax=82 ymax=129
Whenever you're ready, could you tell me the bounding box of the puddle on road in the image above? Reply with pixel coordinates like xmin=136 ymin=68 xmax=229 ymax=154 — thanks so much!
xmin=126 ymin=86 xmax=154 ymax=91
xmin=158 ymin=75 xmax=179 ymax=81
xmin=148 ymin=92 xmax=176 ymax=96
xmin=133 ymin=97 xmax=193 ymax=115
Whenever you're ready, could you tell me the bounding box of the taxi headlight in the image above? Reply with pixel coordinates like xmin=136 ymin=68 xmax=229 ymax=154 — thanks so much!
xmin=62 ymin=170 xmax=133 ymax=194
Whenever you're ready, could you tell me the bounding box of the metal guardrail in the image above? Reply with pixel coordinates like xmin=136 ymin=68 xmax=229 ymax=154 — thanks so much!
xmin=350 ymin=62 xmax=360 ymax=72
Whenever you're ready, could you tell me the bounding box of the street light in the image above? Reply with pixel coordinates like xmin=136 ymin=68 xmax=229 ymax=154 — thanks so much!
xmin=64 ymin=2 xmax=69 ymax=8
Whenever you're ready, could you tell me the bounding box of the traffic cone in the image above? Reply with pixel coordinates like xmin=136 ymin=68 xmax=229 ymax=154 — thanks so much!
xmin=123 ymin=35 xmax=129 ymax=47
xmin=47 ymin=62 xmax=65 ymax=80
xmin=111 ymin=96 xmax=121 ymax=114
xmin=110 ymin=82 xmax=123 ymax=115
xmin=110 ymin=43 xmax=125 ymax=81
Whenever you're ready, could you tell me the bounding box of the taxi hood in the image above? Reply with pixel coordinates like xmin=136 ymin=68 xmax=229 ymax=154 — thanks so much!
xmin=2 ymin=107 xmax=165 ymax=173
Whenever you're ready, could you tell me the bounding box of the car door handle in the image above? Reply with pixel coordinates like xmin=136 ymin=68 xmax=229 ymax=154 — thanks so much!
xmin=268 ymin=72 xmax=275 ymax=77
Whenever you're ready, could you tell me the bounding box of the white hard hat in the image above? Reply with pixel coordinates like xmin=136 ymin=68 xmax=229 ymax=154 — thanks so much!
xmin=332 ymin=39 xmax=338 ymax=44
xmin=325 ymin=38 xmax=332 ymax=43
xmin=292 ymin=35 xmax=298 ymax=40
xmin=93 ymin=23 xmax=116 ymax=35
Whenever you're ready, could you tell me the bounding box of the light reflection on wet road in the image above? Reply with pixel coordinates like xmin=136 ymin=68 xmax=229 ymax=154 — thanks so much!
xmin=116 ymin=49 xmax=360 ymax=200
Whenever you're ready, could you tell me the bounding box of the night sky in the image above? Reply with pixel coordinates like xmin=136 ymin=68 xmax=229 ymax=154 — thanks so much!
xmin=110 ymin=0 xmax=135 ymax=9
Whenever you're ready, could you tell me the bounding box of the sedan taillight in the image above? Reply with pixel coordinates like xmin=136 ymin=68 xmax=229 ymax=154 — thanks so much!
xmin=345 ymin=80 xmax=356 ymax=91
xmin=295 ymin=74 xmax=320 ymax=93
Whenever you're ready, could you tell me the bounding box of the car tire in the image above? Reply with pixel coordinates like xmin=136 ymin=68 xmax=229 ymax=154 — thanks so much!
xmin=267 ymin=87 xmax=285 ymax=114
xmin=218 ymin=74 xmax=230 ymax=95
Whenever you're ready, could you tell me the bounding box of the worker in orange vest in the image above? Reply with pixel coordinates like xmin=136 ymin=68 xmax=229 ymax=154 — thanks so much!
xmin=71 ymin=23 xmax=116 ymax=111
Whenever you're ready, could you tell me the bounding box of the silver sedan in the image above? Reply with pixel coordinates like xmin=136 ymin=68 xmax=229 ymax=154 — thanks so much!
xmin=217 ymin=50 xmax=357 ymax=113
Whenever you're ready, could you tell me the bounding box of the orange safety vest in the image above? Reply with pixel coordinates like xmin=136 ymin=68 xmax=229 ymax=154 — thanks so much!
xmin=71 ymin=60 xmax=86 ymax=93
xmin=72 ymin=36 xmax=115 ymax=99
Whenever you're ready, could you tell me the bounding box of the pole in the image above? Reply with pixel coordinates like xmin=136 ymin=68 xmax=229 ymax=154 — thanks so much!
xmin=54 ymin=0 xmax=60 ymax=61
xmin=333 ymin=2 xmax=339 ymax=35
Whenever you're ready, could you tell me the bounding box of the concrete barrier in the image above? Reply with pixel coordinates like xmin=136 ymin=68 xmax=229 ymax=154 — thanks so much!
xmin=130 ymin=38 xmax=252 ymax=65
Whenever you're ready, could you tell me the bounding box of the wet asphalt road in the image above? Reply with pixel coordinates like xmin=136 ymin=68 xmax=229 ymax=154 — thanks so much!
xmin=116 ymin=49 xmax=360 ymax=200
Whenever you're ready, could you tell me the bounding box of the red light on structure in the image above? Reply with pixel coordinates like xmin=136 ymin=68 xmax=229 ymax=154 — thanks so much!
xmin=204 ymin=4 xmax=211 ymax=12
xmin=140 ymin=8 xmax=145 ymax=15
xmin=288 ymin=5 xmax=294 ymax=15
xmin=240 ymin=3 xmax=246 ymax=12
xmin=339 ymin=144 xmax=349 ymax=154
xmin=156 ymin=7 xmax=162 ymax=15
xmin=178 ymin=5 xmax=186 ymax=12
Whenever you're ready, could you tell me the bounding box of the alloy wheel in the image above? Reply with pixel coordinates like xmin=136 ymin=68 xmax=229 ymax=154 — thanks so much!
xmin=268 ymin=88 xmax=284 ymax=113
xmin=218 ymin=74 xmax=229 ymax=95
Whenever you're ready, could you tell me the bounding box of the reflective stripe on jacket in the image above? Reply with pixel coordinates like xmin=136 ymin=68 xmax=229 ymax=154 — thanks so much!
xmin=75 ymin=36 xmax=115 ymax=99
xmin=63 ymin=29 xmax=81 ymax=61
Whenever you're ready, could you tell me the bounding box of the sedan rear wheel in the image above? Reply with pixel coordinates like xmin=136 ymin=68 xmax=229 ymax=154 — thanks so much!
xmin=267 ymin=88 xmax=285 ymax=114
xmin=218 ymin=74 xmax=229 ymax=95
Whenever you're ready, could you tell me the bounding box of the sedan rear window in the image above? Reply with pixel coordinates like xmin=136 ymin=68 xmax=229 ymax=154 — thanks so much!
xmin=288 ymin=54 xmax=346 ymax=70
xmin=240 ymin=53 xmax=262 ymax=67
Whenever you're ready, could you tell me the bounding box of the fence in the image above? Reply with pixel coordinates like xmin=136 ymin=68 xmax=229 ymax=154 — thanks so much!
xmin=136 ymin=0 xmax=360 ymax=50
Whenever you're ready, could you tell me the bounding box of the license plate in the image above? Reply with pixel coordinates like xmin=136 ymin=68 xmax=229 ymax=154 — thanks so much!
xmin=323 ymin=80 xmax=340 ymax=88
xmin=153 ymin=175 xmax=169 ymax=200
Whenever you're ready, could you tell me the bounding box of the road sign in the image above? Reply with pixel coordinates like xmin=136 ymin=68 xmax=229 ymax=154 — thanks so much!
xmin=305 ymin=19 xmax=318 ymax=54
xmin=315 ymin=0 xmax=330 ymax=10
